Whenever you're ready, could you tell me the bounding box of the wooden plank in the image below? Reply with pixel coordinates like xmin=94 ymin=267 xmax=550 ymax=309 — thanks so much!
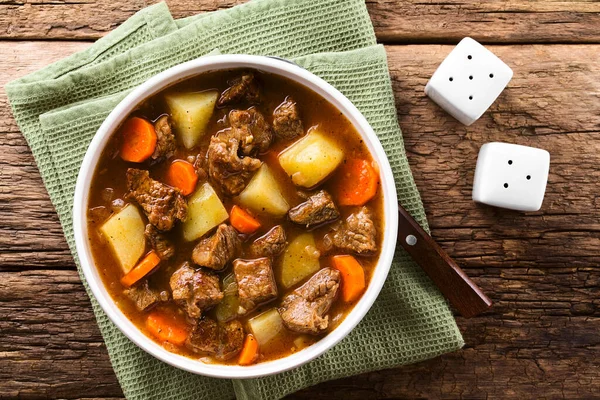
xmin=0 ymin=270 xmax=122 ymax=398
xmin=0 ymin=0 xmax=599 ymax=43
xmin=1 ymin=41 xmax=599 ymax=398
xmin=0 ymin=41 xmax=88 ymax=268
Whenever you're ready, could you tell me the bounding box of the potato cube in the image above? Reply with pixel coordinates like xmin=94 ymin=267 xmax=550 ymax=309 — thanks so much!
xmin=182 ymin=182 xmax=228 ymax=241
xmin=278 ymin=129 xmax=344 ymax=188
xmin=237 ymin=164 xmax=290 ymax=217
xmin=99 ymin=204 xmax=146 ymax=274
xmin=280 ymin=233 xmax=321 ymax=289
xmin=248 ymin=308 xmax=284 ymax=346
xmin=165 ymin=90 xmax=218 ymax=149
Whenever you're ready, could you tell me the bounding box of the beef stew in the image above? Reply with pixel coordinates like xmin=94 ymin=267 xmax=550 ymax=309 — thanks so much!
xmin=87 ymin=69 xmax=384 ymax=365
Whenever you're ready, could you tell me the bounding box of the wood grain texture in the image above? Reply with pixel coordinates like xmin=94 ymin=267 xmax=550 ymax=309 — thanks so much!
xmin=1 ymin=0 xmax=600 ymax=43
xmin=1 ymin=40 xmax=600 ymax=398
xmin=0 ymin=41 xmax=88 ymax=270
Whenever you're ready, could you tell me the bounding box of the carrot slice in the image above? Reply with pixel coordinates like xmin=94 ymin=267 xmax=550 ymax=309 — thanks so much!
xmin=146 ymin=311 xmax=188 ymax=346
xmin=165 ymin=160 xmax=198 ymax=196
xmin=331 ymin=255 xmax=366 ymax=303
xmin=230 ymin=205 xmax=261 ymax=234
xmin=334 ymin=159 xmax=379 ymax=206
xmin=238 ymin=334 xmax=259 ymax=365
xmin=120 ymin=251 xmax=161 ymax=288
xmin=119 ymin=117 xmax=157 ymax=163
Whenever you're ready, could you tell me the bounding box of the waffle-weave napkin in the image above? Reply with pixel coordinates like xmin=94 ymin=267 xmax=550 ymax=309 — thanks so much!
xmin=5 ymin=1 xmax=464 ymax=399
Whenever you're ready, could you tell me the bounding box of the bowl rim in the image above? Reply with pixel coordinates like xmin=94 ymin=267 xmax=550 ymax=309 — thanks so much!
xmin=72 ymin=54 xmax=399 ymax=379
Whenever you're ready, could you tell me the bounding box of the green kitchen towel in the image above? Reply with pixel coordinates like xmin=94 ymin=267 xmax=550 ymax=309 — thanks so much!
xmin=5 ymin=1 xmax=464 ymax=399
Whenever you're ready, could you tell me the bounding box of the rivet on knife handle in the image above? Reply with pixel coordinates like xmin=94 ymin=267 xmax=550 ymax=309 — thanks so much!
xmin=397 ymin=204 xmax=492 ymax=318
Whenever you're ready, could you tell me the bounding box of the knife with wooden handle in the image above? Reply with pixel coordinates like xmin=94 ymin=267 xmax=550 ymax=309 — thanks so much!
xmin=397 ymin=203 xmax=492 ymax=318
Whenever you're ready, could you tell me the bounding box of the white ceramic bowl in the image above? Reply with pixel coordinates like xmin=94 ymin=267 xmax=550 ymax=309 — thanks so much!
xmin=73 ymin=55 xmax=399 ymax=379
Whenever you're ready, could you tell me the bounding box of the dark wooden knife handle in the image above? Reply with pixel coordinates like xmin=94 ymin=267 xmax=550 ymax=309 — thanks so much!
xmin=397 ymin=204 xmax=492 ymax=318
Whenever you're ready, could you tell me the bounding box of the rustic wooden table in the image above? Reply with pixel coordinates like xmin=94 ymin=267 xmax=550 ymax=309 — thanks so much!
xmin=1 ymin=1 xmax=600 ymax=399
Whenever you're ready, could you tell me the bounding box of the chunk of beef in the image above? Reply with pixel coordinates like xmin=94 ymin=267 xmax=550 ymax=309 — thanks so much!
xmin=273 ymin=96 xmax=303 ymax=140
xmin=192 ymin=224 xmax=241 ymax=270
xmin=123 ymin=280 xmax=160 ymax=311
xmin=145 ymin=224 xmax=175 ymax=260
xmin=126 ymin=168 xmax=187 ymax=231
xmin=233 ymin=258 xmax=278 ymax=315
xmin=324 ymin=206 xmax=377 ymax=255
xmin=169 ymin=262 xmax=223 ymax=318
xmin=229 ymin=108 xmax=273 ymax=154
xmin=186 ymin=318 xmax=244 ymax=360
xmin=218 ymin=319 xmax=245 ymax=360
xmin=288 ymin=190 xmax=340 ymax=228
xmin=278 ymin=268 xmax=340 ymax=334
xmin=217 ymin=72 xmax=261 ymax=107
xmin=247 ymin=225 xmax=287 ymax=258
xmin=206 ymin=128 xmax=262 ymax=196
xmin=186 ymin=318 xmax=219 ymax=354
xmin=151 ymin=115 xmax=176 ymax=160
